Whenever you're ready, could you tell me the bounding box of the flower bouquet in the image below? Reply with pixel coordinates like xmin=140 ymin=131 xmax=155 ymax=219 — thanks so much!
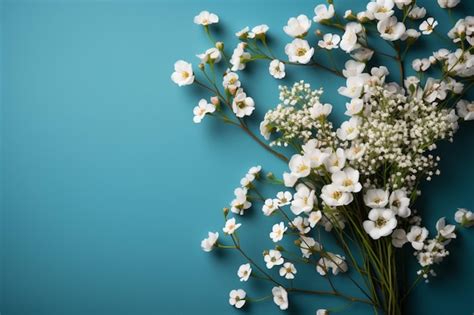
xmin=172 ymin=1 xmax=474 ymax=314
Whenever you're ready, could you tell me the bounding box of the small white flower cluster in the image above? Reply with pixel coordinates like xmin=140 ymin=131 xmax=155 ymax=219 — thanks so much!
xmin=260 ymin=81 xmax=335 ymax=147
xmin=231 ymin=166 xmax=262 ymax=215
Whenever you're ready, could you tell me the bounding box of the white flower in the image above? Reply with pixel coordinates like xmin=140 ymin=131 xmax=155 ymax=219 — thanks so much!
xmin=394 ymin=0 xmax=412 ymax=8
xmin=235 ymin=26 xmax=250 ymax=39
xmin=248 ymin=165 xmax=261 ymax=175
xmin=260 ymin=120 xmax=272 ymax=140
xmin=285 ymin=38 xmax=314 ymax=64
xmin=401 ymin=28 xmax=421 ymax=40
xmin=222 ymin=71 xmax=240 ymax=92
xmin=251 ymin=24 xmax=269 ymax=37
xmin=309 ymin=210 xmax=322 ymax=227
xmin=276 ymin=191 xmax=293 ymax=206
xmin=196 ymin=47 xmax=221 ymax=64
xmin=363 ymin=209 xmax=397 ymax=240
xmin=314 ymin=4 xmax=335 ymax=22
xmin=230 ymin=43 xmax=251 ymax=71
xmin=408 ymin=5 xmax=426 ymax=20
xmin=283 ymin=172 xmax=298 ymax=187
xmin=343 ymin=60 xmax=365 ymax=78
xmin=391 ymin=229 xmax=408 ymax=248
xmin=300 ymin=236 xmax=322 ymax=258
xmin=389 ymin=189 xmax=411 ymax=218
xmin=171 ymin=60 xmax=194 ymax=86
xmin=194 ymin=11 xmax=219 ymax=26
xmin=340 ymin=28 xmax=359 ymax=53
xmin=289 ymin=154 xmax=312 ymax=178
xmin=262 ymin=198 xmax=278 ymax=216
xmin=367 ymin=0 xmax=395 ymax=21
xmin=229 ymin=289 xmax=246 ymax=309
xmin=291 ymin=184 xmax=316 ymax=215
xmin=437 ymin=0 xmax=460 ymax=8
xmin=318 ymin=33 xmax=341 ymax=49
xmin=272 ymin=286 xmax=289 ymax=310
xmin=454 ymin=208 xmax=474 ymax=227
xmin=321 ymin=184 xmax=353 ymax=207
xmin=269 ymin=59 xmax=286 ymax=79
xmin=309 ymin=102 xmax=333 ymax=118
xmin=264 ymin=249 xmax=284 ymax=269
xmin=201 ymin=232 xmax=219 ymax=252
xmin=345 ymin=98 xmax=364 ymax=116
xmin=284 ymin=15 xmax=311 ymax=38
xmin=292 ymin=216 xmax=310 ymax=234
xmin=270 ymin=222 xmax=288 ymax=242
xmin=279 ymin=262 xmax=297 ymax=279
xmin=419 ymin=17 xmax=438 ymax=35
xmin=364 ymin=189 xmax=389 ymax=208
xmin=317 ymin=310 xmax=329 ymax=315
xmin=193 ymin=99 xmax=216 ymax=123
xmin=324 ymin=148 xmax=346 ymax=173
xmin=231 ymin=187 xmax=251 ymax=215
xmin=317 ymin=253 xmax=348 ymax=275
xmin=331 ymin=167 xmax=362 ymax=193
xmin=406 ymin=226 xmax=428 ymax=250
xmin=303 ymin=147 xmax=331 ymax=168
xmin=232 ymin=89 xmax=255 ymax=118
xmin=436 ymin=217 xmax=456 ymax=240
xmin=377 ymin=16 xmax=406 ymax=41
xmin=237 ymin=263 xmax=252 ymax=281
xmin=338 ymin=76 xmax=365 ymax=99
xmin=351 ymin=47 xmax=374 ymax=62
xmin=223 ymin=218 xmax=242 ymax=234
xmin=346 ymin=143 xmax=366 ymax=160
xmin=337 ymin=117 xmax=361 ymax=140
xmin=456 ymin=100 xmax=474 ymax=120
xmin=412 ymin=58 xmax=430 ymax=72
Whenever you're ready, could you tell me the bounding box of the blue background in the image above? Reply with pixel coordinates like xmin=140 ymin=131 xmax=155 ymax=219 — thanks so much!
xmin=1 ymin=0 xmax=473 ymax=314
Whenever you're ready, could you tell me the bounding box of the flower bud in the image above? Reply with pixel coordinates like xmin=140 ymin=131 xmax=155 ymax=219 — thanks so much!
xmin=275 ymin=245 xmax=285 ymax=252
xmin=223 ymin=207 xmax=229 ymax=217
xmin=215 ymin=41 xmax=224 ymax=50
xmin=210 ymin=96 xmax=220 ymax=106
xmin=198 ymin=63 xmax=205 ymax=70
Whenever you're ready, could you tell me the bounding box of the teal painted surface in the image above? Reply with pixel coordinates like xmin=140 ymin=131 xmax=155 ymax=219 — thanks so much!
xmin=0 ymin=0 xmax=473 ymax=314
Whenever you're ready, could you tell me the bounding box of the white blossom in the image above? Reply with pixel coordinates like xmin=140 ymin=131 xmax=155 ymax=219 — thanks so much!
xmin=456 ymin=100 xmax=474 ymax=120
xmin=337 ymin=117 xmax=361 ymax=141
xmin=367 ymin=0 xmax=395 ymax=21
xmin=437 ymin=0 xmax=460 ymax=8
xmin=279 ymin=262 xmax=297 ymax=279
xmin=237 ymin=263 xmax=252 ymax=281
xmin=391 ymin=229 xmax=408 ymax=248
xmin=318 ymin=33 xmax=341 ymax=50
xmin=171 ymin=60 xmax=194 ymax=86
xmin=223 ymin=218 xmax=242 ymax=234
xmin=317 ymin=253 xmax=348 ymax=275
xmin=285 ymin=38 xmax=314 ymax=64
xmin=406 ymin=226 xmax=428 ymax=250
xmin=284 ymin=15 xmax=311 ymax=38
xmin=321 ymin=184 xmax=354 ymax=207
xmin=345 ymin=98 xmax=364 ymax=116
xmin=201 ymin=232 xmax=219 ymax=252
xmin=454 ymin=208 xmax=474 ymax=227
xmin=331 ymin=167 xmax=362 ymax=193
xmin=194 ymin=11 xmax=219 ymax=26
xmin=262 ymin=198 xmax=278 ymax=216
xmin=309 ymin=210 xmax=322 ymax=227
xmin=229 ymin=289 xmax=246 ymax=308
xmin=389 ymin=189 xmax=411 ymax=218
xmin=313 ymin=4 xmax=335 ymax=22
xmin=270 ymin=222 xmax=288 ymax=242
xmin=363 ymin=208 xmax=397 ymax=239
xmin=269 ymin=59 xmax=286 ymax=79
xmin=272 ymin=286 xmax=289 ymax=310
xmin=291 ymin=184 xmax=316 ymax=214
xmin=289 ymin=154 xmax=312 ymax=179
xmin=408 ymin=6 xmax=426 ymax=20
xmin=193 ymin=99 xmax=216 ymax=123
xmin=292 ymin=216 xmax=310 ymax=234
xmin=419 ymin=17 xmax=438 ymax=35
xmin=232 ymin=89 xmax=255 ymax=118
xmin=264 ymin=249 xmax=284 ymax=269
xmin=364 ymin=189 xmax=389 ymax=208
xmin=196 ymin=47 xmax=221 ymax=64
xmin=377 ymin=16 xmax=406 ymax=41
xmin=325 ymin=148 xmax=346 ymax=173
xmin=436 ymin=217 xmax=456 ymax=240
xmin=231 ymin=187 xmax=251 ymax=215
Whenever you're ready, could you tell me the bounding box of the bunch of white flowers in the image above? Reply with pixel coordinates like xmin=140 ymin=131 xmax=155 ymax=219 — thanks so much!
xmin=173 ymin=2 xmax=474 ymax=314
